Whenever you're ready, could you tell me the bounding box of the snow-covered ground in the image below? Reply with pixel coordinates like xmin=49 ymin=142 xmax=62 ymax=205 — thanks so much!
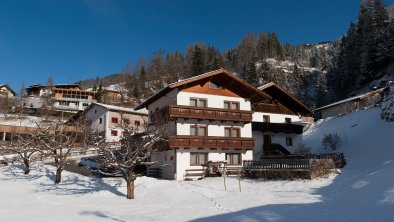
xmin=0 ymin=107 xmax=393 ymax=221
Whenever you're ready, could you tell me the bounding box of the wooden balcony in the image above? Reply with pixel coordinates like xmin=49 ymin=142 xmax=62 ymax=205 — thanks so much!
xmin=252 ymin=103 xmax=294 ymax=115
xmin=167 ymin=105 xmax=253 ymax=123
xmin=169 ymin=135 xmax=254 ymax=150
xmin=252 ymin=122 xmax=303 ymax=134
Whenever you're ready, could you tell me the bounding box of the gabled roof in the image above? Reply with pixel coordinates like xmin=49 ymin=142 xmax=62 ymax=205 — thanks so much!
xmin=314 ymin=88 xmax=385 ymax=111
xmin=257 ymin=82 xmax=312 ymax=115
xmin=85 ymin=103 xmax=148 ymax=116
xmin=135 ymin=69 xmax=271 ymax=110
xmin=0 ymin=83 xmax=17 ymax=96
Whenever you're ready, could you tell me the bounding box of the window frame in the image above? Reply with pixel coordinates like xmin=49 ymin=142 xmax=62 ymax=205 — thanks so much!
xmin=263 ymin=115 xmax=270 ymax=123
xmin=111 ymin=117 xmax=119 ymax=124
xmin=224 ymin=127 xmax=241 ymax=138
xmin=190 ymin=152 xmax=208 ymax=165
xmin=286 ymin=137 xmax=293 ymax=146
xmin=225 ymin=153 xmax=242 ymax=165
xmin=111 ymin=130 xmax=118 ymax=136
xmin=224 ymin=101 xmax=240 ymax=110
xmin=190 ymin=124 xmax=208 ymax=136
xmin=190 ymin=97 xmax=207 ymax=107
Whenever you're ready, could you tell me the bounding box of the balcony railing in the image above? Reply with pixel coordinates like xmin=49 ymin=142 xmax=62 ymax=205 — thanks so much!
xmin=167 ymin=105 xmax=253 ymax=123
xmin=252 ymin=103 xmax=293 ymax=115
xmin=252 ymin=122 xmax=303 ymax=134
xmin=169 ymin=135 xmax=254 ymax=149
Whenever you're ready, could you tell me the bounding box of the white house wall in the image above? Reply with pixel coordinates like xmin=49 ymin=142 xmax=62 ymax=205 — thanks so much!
xmin=253 ymin=112 xmax=301 ymax=124
xmin=252 ymin=131 xmax=301 ymax=159
xmin=177 ymin=92 xmax=251 ymax=110
xmin=86 ymin=105 xmax=108 ymax=133
xmin=147 ymin=89 xmax=178 ymax=112
xmin=150 ymin=150 xmax=176 ymax=180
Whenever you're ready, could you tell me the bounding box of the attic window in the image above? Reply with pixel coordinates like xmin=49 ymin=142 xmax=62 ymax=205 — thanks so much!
xmin=209 ymin=81 xmax=221 ymax=89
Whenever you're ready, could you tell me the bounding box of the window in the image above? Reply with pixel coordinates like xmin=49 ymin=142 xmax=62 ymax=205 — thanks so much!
xmin=123 ymin=119 xmax=130 ymax=125
xmin=83 ymin=103 xmax=89 ymax=107
xmin=190 ymin=125 xmax=207 ymax=136
xmin=285 ymin=118 xmax=292 ymax=124
xmin=190 ymin=152 xmax=208 ymax=165
xmin=263 ymin=115 xmax=270 ymax=123
xmin=226 ymin=153 xmax=241 ymax=165
xmin=111 ymin=130 xmax=118 ymax=136
xmin=112 ymin=117 xmax=118 ymax=124
xmin=224 ymin=101 xmax=240 ymax=110
xmin=99 ymin=118 xmax=103 ymax=124
xmin=199 ymin=99 xmax=207 ymax=107
xmin=94 ymin=110 xmax=97 ymax=114
xmin=286 ymin=137 xmax=293 ymax=146
xmin=209 ymin=81 xmax=221 ymax=89
xmin=190 ymin=98 xmax=197 ymax=106
xmin=225 ymin=127 xmax=240 ymax=137
xmin=134 ymin=120 xmax=140 ymax=126
xmin=190 ymin=98 xmax=207 ymax=107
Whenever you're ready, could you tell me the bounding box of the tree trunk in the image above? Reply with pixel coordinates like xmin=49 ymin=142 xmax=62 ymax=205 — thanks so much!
xmin=126 ymin=179 xmax=135 ymax=199
xmin=55 ymin=168 xmax=62 ymax=184
xmin=23 ymin=159 xmax=30 ymax=175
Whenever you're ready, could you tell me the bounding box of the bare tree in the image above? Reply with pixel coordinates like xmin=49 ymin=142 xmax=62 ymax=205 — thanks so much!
xmin=0 ymin=131 xmax=42 ymax=174
xmin=36 ymin=117 xmax=88 ymax=183
xmin=93 ymin=122 xmax=166 ymax=199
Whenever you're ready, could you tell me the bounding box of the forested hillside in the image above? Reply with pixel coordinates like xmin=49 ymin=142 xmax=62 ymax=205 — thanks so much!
xmin=76 ymin=0 xmax=394 ymax=109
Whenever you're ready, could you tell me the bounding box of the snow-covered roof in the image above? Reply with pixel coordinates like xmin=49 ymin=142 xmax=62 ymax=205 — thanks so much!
xmin=89 ymin=103 xmax=148 ymax=115
xmin=315 ymin=88 xmax=385 ymax=111
xmin=0 ymin=114 xmax=44 ymax=127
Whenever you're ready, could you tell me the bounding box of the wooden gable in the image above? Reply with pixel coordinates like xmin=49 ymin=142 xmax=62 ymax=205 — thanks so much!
xmin=179 ymin=78 xmax=242 ymax=98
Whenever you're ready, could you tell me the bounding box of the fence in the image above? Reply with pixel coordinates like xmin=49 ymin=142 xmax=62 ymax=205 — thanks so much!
xmin=243 ymin=153 xmax=346 ymax=179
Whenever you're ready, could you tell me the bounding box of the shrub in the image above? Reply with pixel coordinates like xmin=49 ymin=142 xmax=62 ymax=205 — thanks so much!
xmin=322 ymin=133 xmax=342 ymax=151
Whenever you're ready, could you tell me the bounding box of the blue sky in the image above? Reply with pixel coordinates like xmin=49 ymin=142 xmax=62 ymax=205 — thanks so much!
xmin=1 ymin=0 xmax=394 ymax=92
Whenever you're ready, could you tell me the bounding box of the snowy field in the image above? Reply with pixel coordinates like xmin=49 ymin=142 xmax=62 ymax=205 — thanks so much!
xmin=1 ymin=107 xmax=393 ymax=221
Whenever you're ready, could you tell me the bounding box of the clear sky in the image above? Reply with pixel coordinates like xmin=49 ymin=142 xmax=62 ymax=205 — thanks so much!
xmin=1 ymin=0 xmax=394 ymax=92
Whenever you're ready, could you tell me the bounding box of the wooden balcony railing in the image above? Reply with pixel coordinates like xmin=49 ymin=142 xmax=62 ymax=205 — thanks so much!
xmin=252 ymin=103 xmax=293 ymax=115
xmin=252 ymin=122 xmax=303 ymax=134
xmin=167 ymin=105 xmax=253 ymax=123
xmin=169 ymin=135 xmax=254 ymax=150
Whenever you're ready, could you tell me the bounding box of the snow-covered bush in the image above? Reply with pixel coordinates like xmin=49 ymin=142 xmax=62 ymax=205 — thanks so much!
xmin=322 ymin=133 xmax=342 ymax=151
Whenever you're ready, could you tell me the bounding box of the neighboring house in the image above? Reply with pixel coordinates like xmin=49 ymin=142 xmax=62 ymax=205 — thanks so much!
xmin=0 ymin=84 xmax=16 ymax=99
xmin=252 ymin=82 xmax=313 ymax=158
xmin=0 ymin=114 xmax=42 ymax=145
xmin=102 ymin=89 xmax=123 ymax=105
xmin=134 ymin=69 xmax=271 ymax=180
xmin=24 ymin=84 xmax=96 ymax=113
xmin=84 ymin=103 xmax=148 ymax=143
xmin=314 ymin=88 xmax=385 ymax=119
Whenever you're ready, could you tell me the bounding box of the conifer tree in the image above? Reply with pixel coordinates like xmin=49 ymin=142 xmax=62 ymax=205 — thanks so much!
xmin=190 ymin=45 xmax=205 ymax=76
xmin=256 ymin=32 xmax=268 ymax=61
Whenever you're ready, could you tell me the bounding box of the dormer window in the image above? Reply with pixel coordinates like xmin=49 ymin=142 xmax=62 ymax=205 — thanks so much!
xmin=209 ymin=81 xmax=221 ymax=89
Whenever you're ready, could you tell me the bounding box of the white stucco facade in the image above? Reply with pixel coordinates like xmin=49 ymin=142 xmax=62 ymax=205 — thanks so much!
xmin=147 ymin=90 xmax=255 ymax=180
xmin=252 ymin=112 xmax=301 ymax=124
xmin=252 ymin=111 xmax=303 ymax=159
xmin=85 ymin=104 xmax=147 ymax=142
